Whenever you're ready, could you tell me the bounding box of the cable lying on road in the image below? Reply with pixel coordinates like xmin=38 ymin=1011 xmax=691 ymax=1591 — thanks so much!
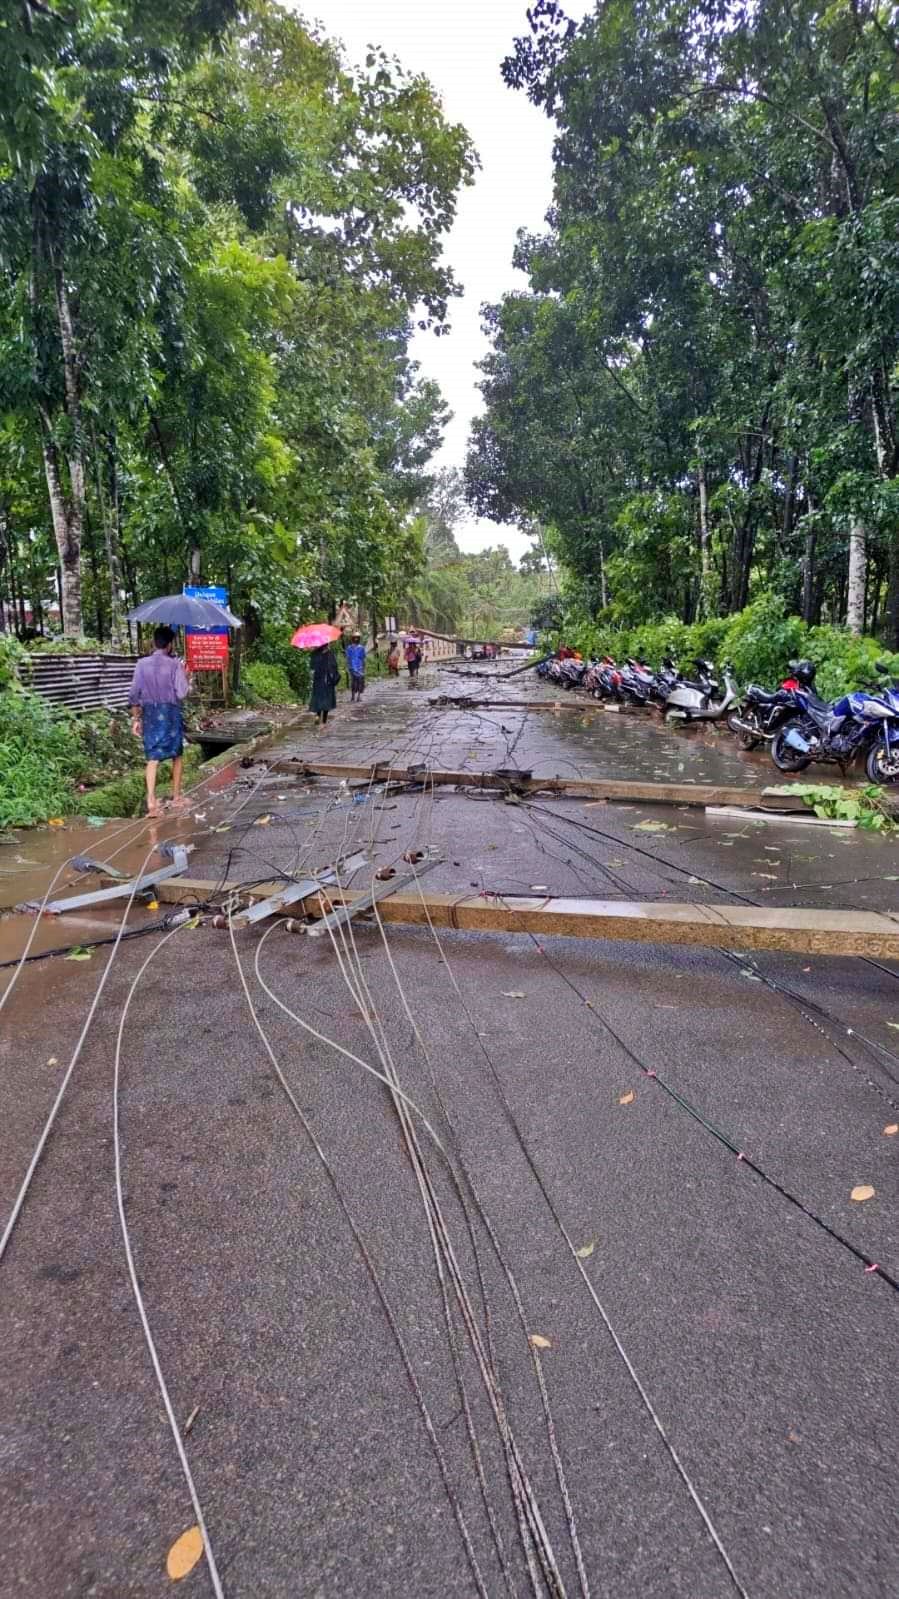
xmin=524 ymin=927 xmax=899 ymax=1296
xmin=394 ymin=861 xmax=750 ymax=1599
xmin=316 ymin=870 xmax=577 ymax=1599
xmin=517 ymin=796 xmax=899 ymax=1102
xmin=229 ymin=912 xmax=493 ymax=1599
xmin=113 ymin=923 xmax=225 ymax=1599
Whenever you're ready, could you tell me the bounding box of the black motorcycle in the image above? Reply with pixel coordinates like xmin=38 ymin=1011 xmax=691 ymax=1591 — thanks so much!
xmin=727 ymin=660 xmax=818 ymax=751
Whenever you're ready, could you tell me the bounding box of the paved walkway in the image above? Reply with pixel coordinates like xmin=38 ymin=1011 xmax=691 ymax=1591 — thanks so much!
xmin=1 ymin=661 xmax=898 ymax=1597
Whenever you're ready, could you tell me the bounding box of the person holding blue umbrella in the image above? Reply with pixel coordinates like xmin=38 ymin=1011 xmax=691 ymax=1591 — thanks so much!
xmin=128 ymin=626 xmax=192 ymax=815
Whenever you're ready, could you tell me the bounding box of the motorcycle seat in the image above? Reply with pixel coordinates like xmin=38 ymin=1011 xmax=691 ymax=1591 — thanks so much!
xmin=747 ymin=685 xmax=778 ymax=704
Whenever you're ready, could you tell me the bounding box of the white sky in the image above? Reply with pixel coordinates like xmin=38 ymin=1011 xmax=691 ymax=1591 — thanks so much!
xmin=305 ymin=0 xmax=558 ymax=561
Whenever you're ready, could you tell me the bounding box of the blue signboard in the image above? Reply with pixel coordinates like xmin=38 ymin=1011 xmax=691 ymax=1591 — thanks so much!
xmin=184 ymin=583 xmax=228 ymax=635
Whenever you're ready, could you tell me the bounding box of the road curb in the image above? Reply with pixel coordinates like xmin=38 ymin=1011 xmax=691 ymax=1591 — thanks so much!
xmin=191 ymin=707 xmax=315 ymax=785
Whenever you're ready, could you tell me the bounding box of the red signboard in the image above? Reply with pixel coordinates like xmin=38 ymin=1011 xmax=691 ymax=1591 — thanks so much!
xmin=186 ymin=631 xmax=229 ymax=671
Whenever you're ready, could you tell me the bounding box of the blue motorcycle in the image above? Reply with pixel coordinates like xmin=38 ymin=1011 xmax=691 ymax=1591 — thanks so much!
xmin=772 ymin=677 xmax=899 ymax=783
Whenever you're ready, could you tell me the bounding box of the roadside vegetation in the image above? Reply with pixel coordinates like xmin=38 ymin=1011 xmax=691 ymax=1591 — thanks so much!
xmin=0 ymin=0 xmax=474 ymax=643
xmin=469 ymin=0 xmax=899 ymax=675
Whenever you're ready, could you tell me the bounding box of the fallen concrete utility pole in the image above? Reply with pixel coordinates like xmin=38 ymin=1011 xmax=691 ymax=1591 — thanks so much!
xmin=268 ymin=758 xmax=813 ymax=812
xmin=306 ymin=856 xmax=442 ymax=938
xmin=20 ymin=846 xmax=191 ymax=915
xmin=231 ymin=851 xmax=368 ymax=927
xmin=155 ymin=878 xmax=899 ymax=958
xmin=429 ymin=696 xmax=619 ymax=712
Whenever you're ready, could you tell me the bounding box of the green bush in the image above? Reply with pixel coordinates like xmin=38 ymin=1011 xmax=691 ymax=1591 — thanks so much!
xmin=719 ymin=593 xmax=805 ymax=684
xmin=804 ymin=626 xmax=899 ymax=699
xmin=0 ymin=691 xmax=84 ymax=825
xmin=86 ymin=747 xmax=201 ymax=816
xmin=552 ymin=592 xmax=899 ymax=701
xmin=0 ymin=635 xmax=27 ymax=690
xmin=247 ymin=623 xmax=311 ymax=700
xmin=240 ymin=659 xmax=296 ymax=705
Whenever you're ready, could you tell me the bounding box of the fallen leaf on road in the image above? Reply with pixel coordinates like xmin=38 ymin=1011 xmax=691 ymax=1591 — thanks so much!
xmin=254 ymin=815 xmax=271 ymax=827
xmin=576 ymin=1241 xmax=595 ymax=1259
xmin=618 ymin=1090 xmax=635 ymax=1105
xmin=740 ymin=969 xmax=761 ymax=981
xmin=884 ymin=1125 xmax=898 ymax=1137
xmin=850 ymin=1185 xmax=875 ymax=1202
xmin=166 ymin=1526 xmax=203 ymax=1581
xmin=530 ymin=884 xmax=548 ymax=893
xmin=887 ymin=1023 xmax=899 ymax=1031
xmin=47 ymin=1056 xmax=58 ymax=1067
xmin=183 ymin=1404 xmax=200 ymax=1435
xmin=65 ymin=946 xmax=93 ymax=962
xmin=501 ymin=991 xmax=526 ymax=999
xmin=529 ymin=1334 xmax=552 ymax=1350
xmin=633 ymin=820 xmax=668 ymax=832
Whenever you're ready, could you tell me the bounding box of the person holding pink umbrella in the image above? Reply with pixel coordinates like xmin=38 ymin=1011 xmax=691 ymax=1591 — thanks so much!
xmin=309 ymin=644 xmax=340 ymax=726
xmin=291 ymin=622 xmax=342 ymax=728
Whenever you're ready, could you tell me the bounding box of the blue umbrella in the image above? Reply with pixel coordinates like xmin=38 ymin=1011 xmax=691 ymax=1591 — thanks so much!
xmin=126 ymin=594 xmax=242 ymax=628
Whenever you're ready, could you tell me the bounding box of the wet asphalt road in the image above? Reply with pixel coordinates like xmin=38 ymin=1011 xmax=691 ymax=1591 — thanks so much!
xmin=1 ymin=660 xmax=899 ymax=1599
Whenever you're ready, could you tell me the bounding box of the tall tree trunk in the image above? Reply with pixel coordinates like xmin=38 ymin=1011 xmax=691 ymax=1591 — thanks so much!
xmin=84 ymin=503 xmax=104 ymax=642
xmin=780 ymin=454 xmax=799 ymax=557
xmin=40 ymin=424 xmax=83 ymax=636
xmin=800 ymin=504 xmax=817 ymax=624
xmin=731 ymin=409 xmax=770 ymax=611
xmin=846 ymin=517 xmax=866 ymax=633
xmin=30 ymin=230 xmax=85 ymax=638
xmin=0 ymin=505 xmax=8 ymax=633
xmin=93 ymin=427 xmax=127 ymax=648
xmin=697 ymin=460 xmax=712 ymax=615
xmin=49 ymin=260 xmax=86 ymax=637
xmin=886 ymin=542 xmax=899 ymax=651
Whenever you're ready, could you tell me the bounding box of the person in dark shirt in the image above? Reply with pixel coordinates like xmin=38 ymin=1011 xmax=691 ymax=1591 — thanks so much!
xmin=128 ymin=625 xmax=192 ymax=816
xmin=345 ymin=632 xmax=366 ymax=702
xmin=310 ymin=643 xmax=340 ymax=727
xmin=404 ymin=634 xmax=422 ymax=685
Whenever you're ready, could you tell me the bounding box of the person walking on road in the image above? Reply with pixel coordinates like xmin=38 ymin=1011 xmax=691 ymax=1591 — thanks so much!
xmin=345 ymin=631 xmax=367 ymax=702
xmin=310 ymin=642 xmax=339 ymax=727
xmin=387 ymin=639 xmax=400 ymax=676
xmin=404 ymin=634 xmax=422 ymax=686
xmin=128 ymin=625 xmax=192 ymax=817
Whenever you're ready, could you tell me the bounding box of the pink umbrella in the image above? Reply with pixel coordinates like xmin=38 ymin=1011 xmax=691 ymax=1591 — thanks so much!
xmin=291 ymin=622 xmax=342 ymax=649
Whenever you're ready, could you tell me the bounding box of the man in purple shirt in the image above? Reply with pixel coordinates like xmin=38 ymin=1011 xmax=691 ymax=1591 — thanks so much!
xmin=128 ymin=626 xmax=192 ymax=816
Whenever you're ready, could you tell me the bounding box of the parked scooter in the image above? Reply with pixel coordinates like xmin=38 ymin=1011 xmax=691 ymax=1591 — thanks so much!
xmin=558 ymin=657 xmax=588 ymax=690
xmin=772 ymin=672 xmax=899 ymax=782
xmin=727 ymin=660 xmax=818 ymax=750
xmin=662 ymin=660 xmax=739 ymax=723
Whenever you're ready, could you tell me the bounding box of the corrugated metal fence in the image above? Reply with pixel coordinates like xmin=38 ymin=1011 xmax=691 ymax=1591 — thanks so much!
xmin=24 ymin=652 xmax=137 ymax=712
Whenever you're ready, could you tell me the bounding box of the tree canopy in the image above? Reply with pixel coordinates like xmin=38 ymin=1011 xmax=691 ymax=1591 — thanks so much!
xmin=468 ymin=0 xmax=899 ymax=643
xmin=0 ymin=0 xmax=475 ymax=638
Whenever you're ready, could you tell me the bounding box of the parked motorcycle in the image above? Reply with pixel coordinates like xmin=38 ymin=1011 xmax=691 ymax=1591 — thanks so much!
xmin=772 ymin=674 xmax=899 ymax=781
xmin=621 ymin=658 xmax=661 ymax=705
xmin=727 ymin=659 xmax=818 ymax=750
xmin=663 ymin=660 xmax=739 ymax=723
